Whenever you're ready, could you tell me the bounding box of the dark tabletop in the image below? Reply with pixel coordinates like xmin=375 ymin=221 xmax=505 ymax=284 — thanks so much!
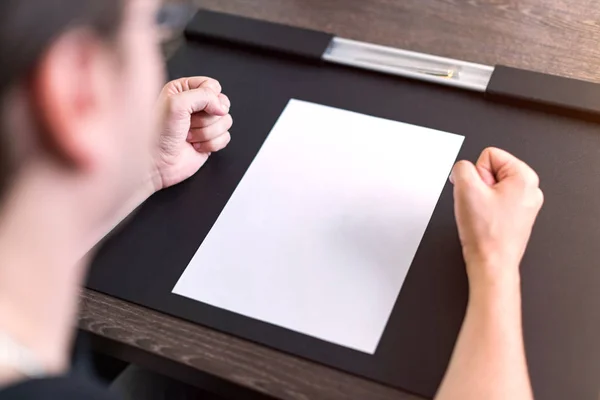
xmin=79 ymin=1 xmax=600 ymax=399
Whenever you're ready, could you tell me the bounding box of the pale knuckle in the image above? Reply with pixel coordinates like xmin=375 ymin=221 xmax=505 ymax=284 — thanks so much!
xmin=452 ymin=160 xmax=470 ymax=178
xmin=202 ymin=78 xmax=222 ymax=93
xmin=202 ymin=141 xmax=217 ymax=152
xmin=482 ymin=146 xmax=497 ymax=157
xmin=167 ymin=95 xmax=185 ymax=116
xmin=224 ymin=114 xmax=234 ymax=129
xmin=219 ymin=93 xmax=230 ymax=103
xmin=524 ymin=168 xmax=540 ymax=186
xmin=223 ymin=132 xmax=232 ymax=145
xmin=204 ymin=143 xmax=217 ymax=152
xmin=208 ymin=133 xmax=231 ymax=152
xmin=514 ymin=170 xmax=537 ymax=188
xmin=453 ymin=164 xmax=478 ymax=188
xmin=220 ymin=133 xmax=232 ymax=149
xmin=534 ymin=188 xmax=545 ymax=208
xmin=195 ymin=128 xmax=209 ymax=141
xmin=200 ymin=86 xmax=218 ymax=99
xmin=164 ymin=78 xmax=182 ymax=91
xmin=454 ymin=160 xmax=471 ymax=169
xmin=521 ymin=187 xmax=544 ymax=211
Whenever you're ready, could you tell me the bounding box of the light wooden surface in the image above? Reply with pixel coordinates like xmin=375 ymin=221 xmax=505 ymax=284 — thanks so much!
xmin=187 ymin=0 xmax=600 ymax=83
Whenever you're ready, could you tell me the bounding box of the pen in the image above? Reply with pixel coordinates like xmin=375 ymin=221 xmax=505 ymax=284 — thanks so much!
xmin=355 ymin=57 xmax=459 ymax=79
xmin=322 ymin=37 xmax=494 ymax=92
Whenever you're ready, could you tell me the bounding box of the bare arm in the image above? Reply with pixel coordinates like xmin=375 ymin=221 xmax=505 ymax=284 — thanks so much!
xmin=436 ymin=277 xmax=533 ymax=400
xmin=436 ymin=147 xmax=542 ymax=400
xmin=84 ymin=76 xmax=231 ymax=256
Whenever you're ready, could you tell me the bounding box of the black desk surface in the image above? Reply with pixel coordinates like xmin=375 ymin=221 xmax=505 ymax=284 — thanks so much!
xmin=89 ymin=11 xmax=600 ymax=399
xmin=81 ymin=3 xmax=600 ymax=400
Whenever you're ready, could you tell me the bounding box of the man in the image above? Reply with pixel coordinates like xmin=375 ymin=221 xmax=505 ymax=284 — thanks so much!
xmin=0 ymin=0 xmax=543 ymax=399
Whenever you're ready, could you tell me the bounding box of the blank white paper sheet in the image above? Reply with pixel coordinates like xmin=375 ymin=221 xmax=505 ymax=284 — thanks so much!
xmin=173 ymin=99 xmax=464 ymax=354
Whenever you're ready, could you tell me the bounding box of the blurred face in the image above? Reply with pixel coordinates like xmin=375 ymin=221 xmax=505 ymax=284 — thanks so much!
xmin=97 ymin=0 xmax=164 ymax=203
xmin=4 ymin=0 xmax=165 ymax=218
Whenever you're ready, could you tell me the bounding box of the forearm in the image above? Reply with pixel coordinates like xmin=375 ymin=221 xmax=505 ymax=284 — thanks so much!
xmin=82 ymin=175 xmax=157 ymax=258
xmin=435 ymin=270 xmax=533 ymax=400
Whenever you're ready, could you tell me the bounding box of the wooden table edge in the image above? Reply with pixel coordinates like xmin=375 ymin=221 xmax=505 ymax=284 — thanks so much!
xmin=79 ymin=289 xmax=425 ymax=400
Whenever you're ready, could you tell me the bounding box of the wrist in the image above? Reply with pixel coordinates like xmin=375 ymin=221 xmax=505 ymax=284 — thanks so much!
xmin=149 ymin=164 xmax=164 ymax=194
xmin=125 ymin=167 xmax=159 ymax=210
xmin=466 ymin=259 xmax=522 ymax=304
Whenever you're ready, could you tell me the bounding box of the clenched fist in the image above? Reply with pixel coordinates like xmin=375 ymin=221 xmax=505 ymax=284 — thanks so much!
xmin=450 ymin=147 xmax=544 ymax=289
xmin=153 ymin=77 xmax=233 ymax=191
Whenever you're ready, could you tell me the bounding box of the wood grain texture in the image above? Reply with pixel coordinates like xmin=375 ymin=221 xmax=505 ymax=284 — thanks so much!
xmin=80 ymin=1 xmax=600 ymax=399
xmin=171 ymin=0 xmax=600 ymax=83
xmin=80 ymin=290 xmax=422 ymax=400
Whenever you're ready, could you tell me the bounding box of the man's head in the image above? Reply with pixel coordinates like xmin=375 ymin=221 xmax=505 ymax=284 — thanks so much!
xmin=0 ymin=0 xmax=164 ymax=214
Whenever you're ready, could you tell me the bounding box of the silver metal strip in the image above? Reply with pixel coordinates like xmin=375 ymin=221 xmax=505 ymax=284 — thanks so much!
xmin=322 ymin=37 xmax=494 ymax=92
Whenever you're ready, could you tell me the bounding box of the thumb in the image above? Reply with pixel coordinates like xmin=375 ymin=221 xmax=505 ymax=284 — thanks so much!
xmin=450 ymin=160 xmax=486 ymax=190
xmin=172 ymin=87 xmax=228 ymax=117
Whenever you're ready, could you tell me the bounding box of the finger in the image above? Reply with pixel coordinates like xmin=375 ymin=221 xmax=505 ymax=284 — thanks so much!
xmin=219 ymin=93 xmax=231 ymax=112
xmin=475 ymin=153 xmax=497 ymax=187
xmin=188 ymin=114 xmax=233 ymax=142
xmin=190 ymin=93 xmax=231 ymax=127
xmin=476 ymin=147 xmax=514 ymax=184
xmin=165 ymin=77 xmax=222 ymax=96
xmin=193 ymin=132 xmax=232 ymax=153
xmin=535 ymin=188 xmax=545 ymax=209
xmin=170 ymin=87 xmax=228 ymax=117
xmin=450 ymin=160 xmax=486 ymax=190
xmin=183 ymin=77 xmax=222 ymax=94
xmin=190 ymin=112 xmax=222 ymax=129
xmin=477 ymin=147 xmax=539 ymax=186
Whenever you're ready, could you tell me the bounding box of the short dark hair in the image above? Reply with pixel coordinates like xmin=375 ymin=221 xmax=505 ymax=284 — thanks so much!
xmin=0 ymin=0 xmax=125 ymax=198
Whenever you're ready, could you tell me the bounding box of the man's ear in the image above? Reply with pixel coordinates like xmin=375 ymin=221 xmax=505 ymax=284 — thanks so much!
xmin=31 ymin=29 xmax=114 ymax=171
